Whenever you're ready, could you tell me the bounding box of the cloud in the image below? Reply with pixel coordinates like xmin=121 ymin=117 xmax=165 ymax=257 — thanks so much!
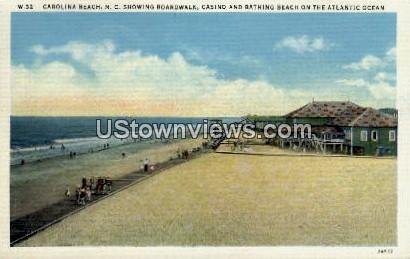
xmin=335 ymin=79 xmax=368 ymax=87
xmin=31 ymin=40 xmax=116 ymax=62
xmin=14 ymin=41 xmax=396 ymax=116
xmin=274 ymin=35 xmax=331 ymax=53
xmin=337 ymin=47 xmax=396 ymax=107
xmin=336 ymin=76 xmax=395 ymax=106
xmin=385 ymin=47 xmax=396 ymax=61
xmin=367 ymin=81 xmax=396 ymax=100
xmin=374 ymin=72 xmax=395 ymax=82
xmin=184 ymin=48 xmax=263 ymax=69
xmin=343 ymin=47 xmax=395 ymax=71
xmin=15 ymin=41 xmax=315 ymax=116
xmin=342 ymin=55 xmax=383 ymax=70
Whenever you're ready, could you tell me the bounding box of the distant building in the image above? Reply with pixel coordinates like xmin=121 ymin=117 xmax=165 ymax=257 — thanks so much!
xmin=379 ymin=108 xmax=398 ymax=118
xmin=286 ymin=101 xmax=397 ymax=156
xmin=248 ymin=101 xmax=397 ymax=156
xmin=245 ymin=115 xmax=287 ymax=130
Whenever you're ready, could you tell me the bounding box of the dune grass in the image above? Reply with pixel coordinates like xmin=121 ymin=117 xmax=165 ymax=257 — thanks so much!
xmin=20 ymin=151 xmax=396 ymax=246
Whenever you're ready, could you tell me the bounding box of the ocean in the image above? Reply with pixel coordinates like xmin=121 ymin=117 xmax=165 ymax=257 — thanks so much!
xmin=10 ymin=116 xmax=239 ymax=165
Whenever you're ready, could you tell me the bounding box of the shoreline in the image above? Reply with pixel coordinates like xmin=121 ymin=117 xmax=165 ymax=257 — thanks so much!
xmin=10 ymin=137 xmax=205 ymax=220
xmin=10 ymin=137 xmax=162 ymax=167
xmin=10 ymin=136 xmax=171 ymax=167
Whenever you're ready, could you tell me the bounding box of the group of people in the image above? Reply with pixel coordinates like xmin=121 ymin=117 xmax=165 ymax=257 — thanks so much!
xmin=177 ymin=150 xmax=190 ymax=159
xmin=137 ymin=158 xmax=157 ymax=172
xmin=67 ymin=142 xmax=113 ymax=159
xmin=49 ymin=144 xmax=66 ymax=150
xmin=177 ymin=147 xmax=202 ymax=160
xmin=231 ymin=141 xmax=245 ymax=151
xmin=74 ymin=185 xmax=92 ymax=205
xmin=69 ymin=151 xmax=77 ymax=159
xmin=65 ymin=176 xmax=113 ymax=205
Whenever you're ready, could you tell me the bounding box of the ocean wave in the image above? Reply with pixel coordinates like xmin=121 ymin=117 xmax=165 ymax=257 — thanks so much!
xmin=53 ymin=137 xmax=99 ymax=144
xmin=11 ymin=145 xmax=51 ymax=153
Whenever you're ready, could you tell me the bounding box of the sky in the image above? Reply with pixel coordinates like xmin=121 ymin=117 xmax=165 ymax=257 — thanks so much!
xmin=11 ymin=13 xmax=396 ymax=116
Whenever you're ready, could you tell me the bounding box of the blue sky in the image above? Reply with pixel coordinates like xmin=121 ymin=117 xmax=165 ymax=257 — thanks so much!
xmin=11 ymin=13 xmax=396 ymax=116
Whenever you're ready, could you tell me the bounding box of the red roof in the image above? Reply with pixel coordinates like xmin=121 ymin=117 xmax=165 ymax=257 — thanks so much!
xmin=349 ymin=107 xmax=397 ymax=127
xmin=287 ymin=101 xmax=397 ymax=127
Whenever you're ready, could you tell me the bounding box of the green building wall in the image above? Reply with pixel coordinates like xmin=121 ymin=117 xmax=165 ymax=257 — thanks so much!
xmin=249 ymin=114 xmax=397 ymax=156
xmin=345 ymin=127 xmax=397 ymax=156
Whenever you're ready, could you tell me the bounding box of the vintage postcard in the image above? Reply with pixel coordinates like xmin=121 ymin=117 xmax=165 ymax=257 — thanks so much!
xmin=0 ymin=0 xmax=409 ymax=258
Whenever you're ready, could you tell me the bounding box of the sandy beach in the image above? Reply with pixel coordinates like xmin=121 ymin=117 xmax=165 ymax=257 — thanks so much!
xmin=10 ymin=138 xmax=205 ymax=220
xmin=19 ymin=148 xmax=396 ymax=246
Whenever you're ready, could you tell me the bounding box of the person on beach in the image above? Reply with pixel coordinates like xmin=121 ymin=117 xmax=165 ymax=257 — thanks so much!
xmin=86 ymin=187 xmax=92 ymax=201
xmin=144 ymin=158 xmax=149 ymax=172
xmin=182 ymin=150 xmax=189 ymax=159
xmin=81 ymin=177 xmax=87 ymax=189
xmin=122 ymin=152 xmax=126 ymax=158
xmin=95 ymin=178 xmax=100 ymax=194
xmin=61 ymin=144 xmax=65 ymax=150
xmin=75 ymin=186 xmax=81 ymax=204
xmin=106 ymin=177 xmax=112 ymax=192
xmin=79 ymin=188 xmax=86 ymax=205
xmin=96 ymin=177 xmax=105 ymax=194
xmin=65 ymin=187 xmax=70 ymax=198
xmin=89 ymin=177 xmax=94 ymax=192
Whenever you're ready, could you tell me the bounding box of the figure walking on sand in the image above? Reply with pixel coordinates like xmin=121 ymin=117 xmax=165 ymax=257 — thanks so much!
xmin=144 ymin=158 xmax=149 ymax=172
xmin=106 ymin=177 xmax=112 ymax=192
xmin=65 ymin=187 xmax=70 ymax=198
xmin=81 ymin=176 xmax=87 ymax=189
xmin=89 ymin=177 xmax=94 ymax=191
xmin=86 ymin=187 xmax=92 ymax=201
xmin=79 ymin=188 xmax=86 ymax=205
xmin=75 ymin=186 xmax=81 ymax=204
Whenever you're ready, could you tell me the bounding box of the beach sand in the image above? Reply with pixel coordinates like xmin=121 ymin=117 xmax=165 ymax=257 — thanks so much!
xmin=10 ymin=138 xmax=204 ymax=220
xmin=217 ymin=143 xmax=294 ymax=154
xmin=19 ymin=150 xmax=396 ymax=246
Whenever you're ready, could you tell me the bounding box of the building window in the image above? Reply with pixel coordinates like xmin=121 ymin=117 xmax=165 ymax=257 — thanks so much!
xmin=345 ymin=129 xmax=350 ymax=135
xmin=360 ymin=130 xmax=368 ymax=141
xmin=389 ymin=130 xmax=396 ymax=142
xmin=371 ymin=130 xmax=378 ymax=141
xmin=345 ymin=129 xmax=351 ymax=140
